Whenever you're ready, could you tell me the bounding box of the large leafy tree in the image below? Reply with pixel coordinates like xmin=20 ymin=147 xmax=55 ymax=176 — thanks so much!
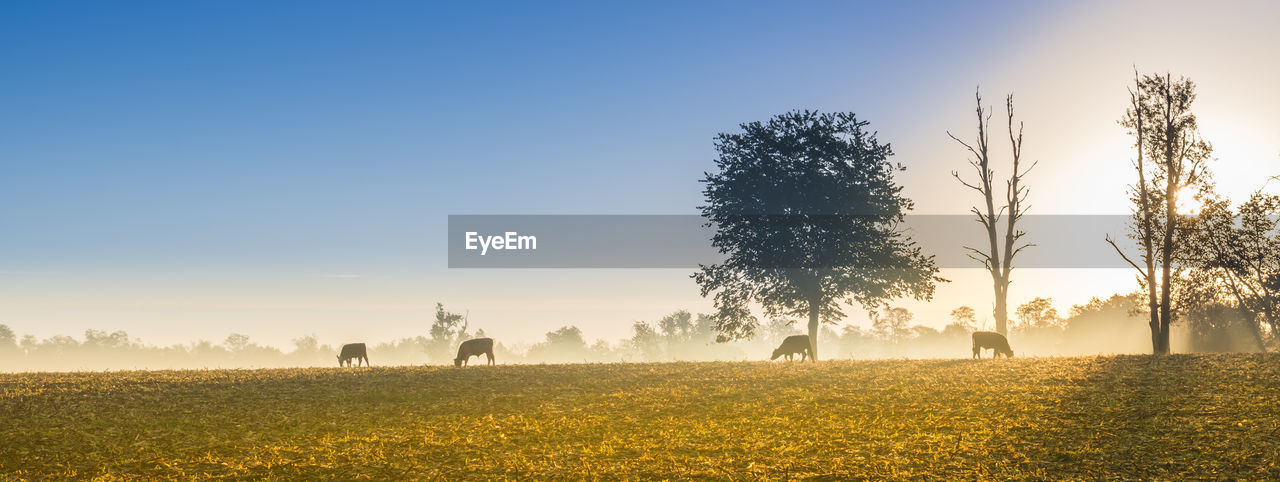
xmin=694 ymin=110 xmax=942 ymax=360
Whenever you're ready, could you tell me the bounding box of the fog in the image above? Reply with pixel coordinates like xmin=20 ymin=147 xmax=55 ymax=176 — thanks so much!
xmin=0 ymin=293 xmax=1265 ymax=373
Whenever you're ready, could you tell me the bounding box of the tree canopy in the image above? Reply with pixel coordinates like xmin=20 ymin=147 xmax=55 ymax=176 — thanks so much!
xmin=694 ymin=110 xmax=941 ymax=359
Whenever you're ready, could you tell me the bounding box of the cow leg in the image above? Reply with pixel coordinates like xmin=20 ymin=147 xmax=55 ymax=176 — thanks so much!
xmin=486 ymin=350 xmax=495 ymax=365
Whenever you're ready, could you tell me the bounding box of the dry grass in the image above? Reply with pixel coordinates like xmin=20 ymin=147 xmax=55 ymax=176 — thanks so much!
xmin=3 ymin=354 xmax=1279 ymax=479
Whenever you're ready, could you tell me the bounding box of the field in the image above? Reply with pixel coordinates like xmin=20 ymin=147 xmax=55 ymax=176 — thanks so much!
xmin=3 ymin=355 xmax=1280 ymax=479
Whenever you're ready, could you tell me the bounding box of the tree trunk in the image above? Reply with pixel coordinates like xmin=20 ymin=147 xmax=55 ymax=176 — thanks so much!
xmin=1149 ymin=319 xmax=1160 ymax=354
xmin=1148 ymin=295 xmax=1161 ymax=354
xmin=994 ymin=278 xmax=1009 ymax=335
xmin=807 ymin=300 xmax=820 ymax=361
xmin=1260 ymin=306 xmax=1275 ymax=353
xmin=1157 ymin=262 xmax=1172 ymax=355
xmin=1157 ymin=267 xmax=1173 ymax=355
xmin=1157 ymin=75 xmax=1178 ymax=356
xmin=1238 ymin=305 xmax=1268 ymax=353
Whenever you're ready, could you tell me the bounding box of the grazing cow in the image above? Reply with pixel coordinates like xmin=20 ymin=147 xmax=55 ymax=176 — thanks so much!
xmin=454 ymin=337 xmax=495 ymax=368
xmin=971 ymin=331 xmax=1014 ymax=359
xmin=771 ymin=335 xmax=812 ymax=362
xmin=337 ymin=343 xmax=369 ymax=367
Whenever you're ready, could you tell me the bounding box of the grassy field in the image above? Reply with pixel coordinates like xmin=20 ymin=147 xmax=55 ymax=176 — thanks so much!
xmin=3 ymin=355 xmax=1279 ymax=479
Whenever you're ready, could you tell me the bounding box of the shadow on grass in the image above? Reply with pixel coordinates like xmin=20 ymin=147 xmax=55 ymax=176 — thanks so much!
xmin=1025 ymin=354 xmax=1280 ymax=478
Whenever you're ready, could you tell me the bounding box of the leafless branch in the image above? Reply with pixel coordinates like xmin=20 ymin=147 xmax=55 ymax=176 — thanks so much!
xmin=1106 ymin=234 xmax=1147 ymax=275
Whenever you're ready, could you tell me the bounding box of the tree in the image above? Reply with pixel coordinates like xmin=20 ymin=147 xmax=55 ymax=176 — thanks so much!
xmin=910 ymin=325 xmax=942 ymax=342
xmin=1186 ymin=191 xmax=1280 ymax=351
xmin=1107 ymin=71 xmax=1213 ymax=354
xmin=84 ymin=330 xmax=133 ymax=350
xmin=544 ymin=326 xmax=586 ymax=346
xmin=658 ymin=310 xmax=695 ymax=343
xmin=1065 ymin=293 xmax=1145 ymax=334
xmin=838 ymin=325 xmax=875 ymax=357
xmin=291 ymin=335 xmax=322 ymax=356
xmin=427 ymin=303 xmax=469 ymax=363
xmin=949 ymin=306 xmax=978 ymax=331
xmin=762 ymin=318 xmax=802 ymax=345
xmin=949 ymin=90 xmax=1036 ymax=336
xmin=629 ymin=321 xmax=662 ymax=361
xmin=694 ymin=110 xmax=942 ymax=360
xmin=872 ymin=306 xmax=914 ymax=345
xmin=941 ymin=322 xmax=972 ymax=339
xmin=224 ymin=333 xmax=250 ymax=352
xmin=0 ymin=324 xmax=17 ymax=351
xmin=527 ymin=325 xmax=589 ymax=362
xmin=1014 ymin=297 xmax=1063 ymax=331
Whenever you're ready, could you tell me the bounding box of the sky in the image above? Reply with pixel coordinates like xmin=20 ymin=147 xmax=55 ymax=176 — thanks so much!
xmin=2 ymin=1 xmax=1279 ymax=349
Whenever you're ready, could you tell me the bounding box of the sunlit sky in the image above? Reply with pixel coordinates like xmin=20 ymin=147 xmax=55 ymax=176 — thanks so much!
xmin=2 ymin=1 xmax=1279 ymax=349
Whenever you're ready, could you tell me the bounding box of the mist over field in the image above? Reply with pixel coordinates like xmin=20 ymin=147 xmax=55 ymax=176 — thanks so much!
xmin=1 ymin=294 xmax=1262 ymax=372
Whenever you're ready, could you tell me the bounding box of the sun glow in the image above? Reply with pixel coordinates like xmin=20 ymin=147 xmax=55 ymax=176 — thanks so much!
xmin=1176 ymin=188 xmax=1204 ymax=216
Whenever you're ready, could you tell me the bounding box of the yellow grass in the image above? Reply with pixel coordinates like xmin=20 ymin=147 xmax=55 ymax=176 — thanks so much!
xmin=3 ymin=354 xmax=1279 ymax=478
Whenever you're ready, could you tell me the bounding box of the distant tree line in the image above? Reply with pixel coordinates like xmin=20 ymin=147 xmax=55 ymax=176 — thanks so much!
xmin=4 ymin=291 xmax=1258 ymax=372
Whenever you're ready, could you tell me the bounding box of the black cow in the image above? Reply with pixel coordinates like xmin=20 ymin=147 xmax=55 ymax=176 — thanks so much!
xmin=971 ymin=331 xmax=1014 ymax=359
xmin=454 ymin=337 xmax=495 ymax=368
xmin=771 ymin=334 xmax=812 ymax=362
xmin=338 ymin=343 xmax=369 ymax=367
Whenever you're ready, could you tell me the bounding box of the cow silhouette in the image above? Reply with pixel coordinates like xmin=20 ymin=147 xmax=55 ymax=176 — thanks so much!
xmin=771 ymin=335 xmax=812 ymax=361
xmin=971 ymin=331 xmax=1014 ymax=358
xmin=454 ymin=337 xmax=495 ymax=368
xmin=337 ymin=343 xmax=369 ymax=367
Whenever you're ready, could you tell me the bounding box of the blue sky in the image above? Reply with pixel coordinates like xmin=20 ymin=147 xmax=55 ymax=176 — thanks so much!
xmin=3 ymin=1 xmax=1279 ymax=347
xmin=1 ymin=1 xmax=1047 ymax=271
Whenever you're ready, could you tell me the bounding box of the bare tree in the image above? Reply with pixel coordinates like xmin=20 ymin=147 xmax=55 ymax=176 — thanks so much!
xmin=1107 ymin=71 xmax=1212 ymax=355
xmin=949 ymin=89 xmax=1036 ymax=336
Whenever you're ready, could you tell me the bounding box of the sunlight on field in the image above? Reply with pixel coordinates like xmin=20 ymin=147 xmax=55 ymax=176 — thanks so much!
xmin=2 ymin=355 xmax=1279 ymax=478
